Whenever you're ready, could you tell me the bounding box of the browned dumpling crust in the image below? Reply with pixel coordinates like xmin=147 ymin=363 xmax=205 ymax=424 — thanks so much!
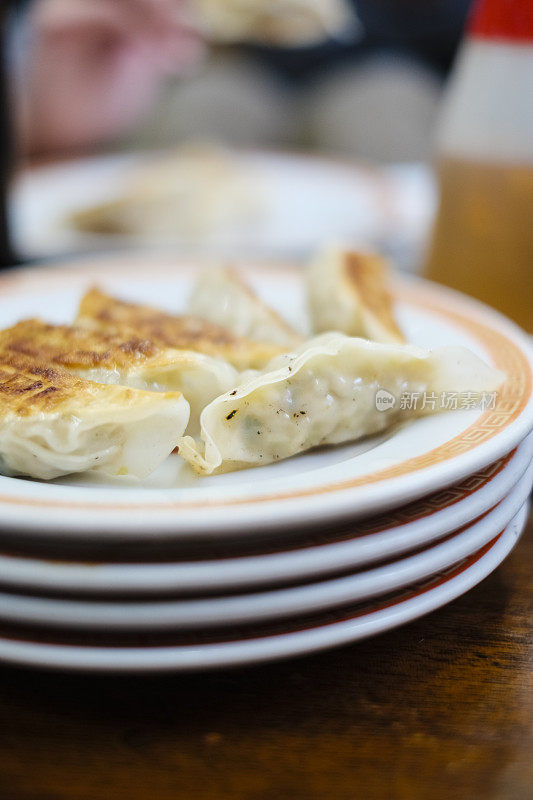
xmin=0 ymin=319 xmax=160 ymax=372
xmin=343 ymin=251 xmax=405 ymax=343
xmin=77 ymin=287 xmax=284 ymax=371
xmin=0 ymin=349 xmax=190 ymax=480
xmin=0 ymin=350 xmax=149 ymax=417
xmin=0 ymin=347 xmax=188 ymax=422
xmin=308 ymin=246 xmax=405 ymax=344
xmin=0 ymin=318 xmax=242 ymax=436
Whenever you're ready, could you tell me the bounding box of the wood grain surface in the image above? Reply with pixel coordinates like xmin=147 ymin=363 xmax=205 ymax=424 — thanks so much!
xmin=0 ymin=516 xmax=531 ymax=800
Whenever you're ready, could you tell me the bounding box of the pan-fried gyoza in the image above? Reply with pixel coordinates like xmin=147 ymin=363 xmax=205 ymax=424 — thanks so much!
xmin=0 ymin=250 xmax=506 ymax=483
xmin=307 ymin=246 xmax=405 ymax=343
xmin=177 ymin=333 xmax=503 ymax=475
xmin=76 ymin=287 xmax=284 ymax=371
xmin=0 ymin=319 xmax=238 ymax=434
xmin=188 ymin=267 xmax=302 ymax=348
xmin=0 ymin=351 xmax=189 ymax=480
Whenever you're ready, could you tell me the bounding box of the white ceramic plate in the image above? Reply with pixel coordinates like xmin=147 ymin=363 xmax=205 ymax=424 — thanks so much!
xmin=1 ymin=438 xmax=531 ymax=595
xmin=0 ymin=463 xmax=530 ymax=631
xmin=11 ymin=151 xmax=435 ymax=265
xmin=0 ymin=256 xmax=531 ymax=542
xmin=0 ymin=505 xmax=526 ymax=672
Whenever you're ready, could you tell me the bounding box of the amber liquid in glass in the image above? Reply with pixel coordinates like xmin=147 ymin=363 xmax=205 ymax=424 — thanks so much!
xmin=425 ymin=157 xmax=533 ymax=332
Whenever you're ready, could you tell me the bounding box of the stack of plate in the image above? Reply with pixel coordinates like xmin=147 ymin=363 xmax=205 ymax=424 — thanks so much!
xmin=0 ymin=257 xmax=531 ymax=673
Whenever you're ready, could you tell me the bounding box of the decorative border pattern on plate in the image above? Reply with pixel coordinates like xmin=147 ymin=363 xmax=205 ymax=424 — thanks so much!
xmin=0 ymin=531 xmax=505 ymax=648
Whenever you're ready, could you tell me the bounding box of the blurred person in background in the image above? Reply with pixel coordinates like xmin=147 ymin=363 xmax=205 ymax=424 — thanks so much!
xmin=10 ymin=0 xmax=205 ymax=156
xmin=12 ymin=0 xmax=472 ymax=162
xmin=145 ymin=0 xmax=471 ymax=160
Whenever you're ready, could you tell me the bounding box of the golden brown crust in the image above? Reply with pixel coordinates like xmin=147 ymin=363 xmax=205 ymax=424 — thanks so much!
xmin=77 ymin=287 xmax=284 ymax=369
xmin=344 ymin=252 xmax=405 ymax=343
xmin=0 ymin=348 xmax=182 ymax=419
xmin=0 ymin=351 xmax=108 ymax=416
xmin=0 ymin=319 xmax=161 ymax=371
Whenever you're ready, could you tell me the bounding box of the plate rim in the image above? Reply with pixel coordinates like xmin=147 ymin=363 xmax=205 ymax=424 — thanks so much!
xmin=0 ymin=437 xmax=531 ymax=595
xmin=0 ymin=505 xmax=525 ymax=672
xmin=0 ymin=464 xmax=529 ymax=631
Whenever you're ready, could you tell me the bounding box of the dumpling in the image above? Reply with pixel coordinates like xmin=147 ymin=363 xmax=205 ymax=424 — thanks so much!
xmin=77 ymin=287 xmax=284 ymax=371
xmin=68 ymin=143 xmax=262 ymax=241
xmin=188 ymin=267 xmax=302 ymax=348
xmin=177 ymin=333 xmax=503 ymax=475
xmin=0 ymin=351 xmax=189 ymax=481
xmin=0 ymin=319 xmax=238 ymax=435
xmin=307 ymin=245 xmax=405 ymax=343
xmin=192 ymin=0 xmax=355 ymax=47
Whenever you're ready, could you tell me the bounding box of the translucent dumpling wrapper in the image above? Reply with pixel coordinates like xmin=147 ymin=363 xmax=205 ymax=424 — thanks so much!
xmin=76 ymin=287 xmax=284 ymax=371
xmin=0 ymin=319 xmax=238 ymax=435
xmin=177 ymin=333 xmax=504 ymax=475
xmin=188 ymin=267 xmax=302 ymax=348
xmin=307 ymin=245 xmax=405 ymax=343
xmin=0 ymin=352 xmax=190 ymax=481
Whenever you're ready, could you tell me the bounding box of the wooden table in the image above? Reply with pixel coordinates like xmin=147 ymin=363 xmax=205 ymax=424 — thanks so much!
xmin=0 ymin=515 xmax=531 ymax=800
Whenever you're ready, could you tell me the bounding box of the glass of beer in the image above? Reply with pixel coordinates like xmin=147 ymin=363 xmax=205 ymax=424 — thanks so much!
xmin=425 ymin=0 xmax=533 ymax=332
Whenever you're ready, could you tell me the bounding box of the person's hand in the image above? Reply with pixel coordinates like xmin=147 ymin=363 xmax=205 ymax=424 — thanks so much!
xmin=21 ymin=0 xmax=205 ymax=155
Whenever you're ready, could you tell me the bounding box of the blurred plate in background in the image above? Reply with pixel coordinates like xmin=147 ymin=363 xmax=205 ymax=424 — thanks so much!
xmin=10 ymin=150 xmax=436 ymax=268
